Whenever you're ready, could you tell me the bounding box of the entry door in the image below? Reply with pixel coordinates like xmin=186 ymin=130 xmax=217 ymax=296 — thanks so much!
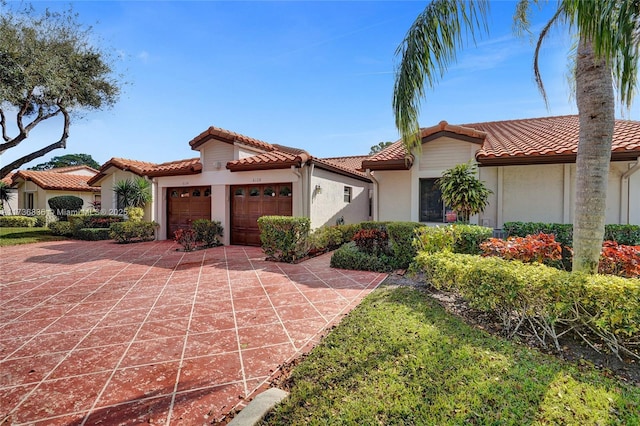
xmin=231 ymin=183 xmax=293 ymax=246
xmin=167 ymin=186 xmax=212 ymax=238
xmin=419 ymin=178 xmax=445 ymax=222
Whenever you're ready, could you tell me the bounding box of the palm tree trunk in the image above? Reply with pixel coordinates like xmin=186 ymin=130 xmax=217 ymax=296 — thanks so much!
xmin=572 ymin=37 xmax=615 ymax=273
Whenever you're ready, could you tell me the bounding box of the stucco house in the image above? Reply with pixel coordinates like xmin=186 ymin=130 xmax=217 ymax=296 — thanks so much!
xmin=362 ymin=115 xmax=640 ymax=228
xmin=10 ymin=166 xmax=101 ymax=215
xmin=89 ymin=126 xmax=372 ymax=245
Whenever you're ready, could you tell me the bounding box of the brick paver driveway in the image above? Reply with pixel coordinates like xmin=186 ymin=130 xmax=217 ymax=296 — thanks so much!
xmin=0 ymin=240 xmax=385 ymax=425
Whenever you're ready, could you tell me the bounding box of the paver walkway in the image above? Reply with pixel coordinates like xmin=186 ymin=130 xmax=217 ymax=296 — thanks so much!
xmin=0 ymin=240 xmax=386 ymax=425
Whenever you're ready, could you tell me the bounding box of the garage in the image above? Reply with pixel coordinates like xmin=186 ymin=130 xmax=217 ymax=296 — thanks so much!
xmin=231 ymin=183 xmax=293 ymax=246
xmin=167 ymin=186 xmax=212 ymax=238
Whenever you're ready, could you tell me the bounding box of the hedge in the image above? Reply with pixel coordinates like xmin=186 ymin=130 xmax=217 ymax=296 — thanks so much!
xmin=48 ymin=196 xmax=83 ymax=220
xmin=503 ymin=222 xmax=640 ymax=246
xmin=413 ymin=224 xmax=493 ymax=255
xmin=49 ymin=221 xmax=73 ymax=236
xmin=386 ymin=221 xmax=422 ymax=269
xmin=414 ymin=251 xmax=640 ymax=360
xmin=110 ymin=221 xmax=157 ymax=243
xmin=74 ymin=228 xmax=112 ymax=241
xmin=0 ymin=215 xmax=38 ymax=227
xmin=330 ymin=241 xmax=395 ymax=272
xmin=258 ymin=216 xmax=311 ymax=263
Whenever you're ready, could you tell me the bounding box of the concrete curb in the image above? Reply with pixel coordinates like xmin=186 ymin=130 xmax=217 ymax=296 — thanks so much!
xmin=228 ymin=388 xmax=289 ymax=426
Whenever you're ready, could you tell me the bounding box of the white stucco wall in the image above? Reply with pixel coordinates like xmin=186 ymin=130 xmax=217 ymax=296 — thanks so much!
xmin=98 ymin=169 xmax=152 ymax=219
xmin=14 ymin=180 xmax=97 ymax=216
xmin=309 ymin=167 xmax=371 ymax=229
xmin=199 ymin=141 xmax=234 ymax=172
xmin=371 ymin=170 xmax=412 ymax=222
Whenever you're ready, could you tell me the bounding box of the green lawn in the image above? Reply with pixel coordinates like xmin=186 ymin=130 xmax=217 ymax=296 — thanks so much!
xmin=0 ymin=227 xmax=67 ymax=246
xmin=263 ymin=286 xmax=639 ymax=425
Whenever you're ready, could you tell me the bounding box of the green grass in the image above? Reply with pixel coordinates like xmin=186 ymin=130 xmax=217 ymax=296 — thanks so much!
xmin=0 ymin=227 xmax=67 ymax=246
xmin=263 ymin=286 xmax=640 ymax=425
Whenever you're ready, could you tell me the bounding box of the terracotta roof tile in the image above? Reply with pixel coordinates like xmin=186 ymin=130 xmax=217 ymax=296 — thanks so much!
xmin=315 ymin=155 xmax=370 ymax=180
xmin=46 ymin=165 xmax=100 ymax=174
xmin=88 ymin=157 xmax=202 ymax=186
xmin=13 ymin=170 xmax=100 ymax=192
xmin=1 ymin=172 xmax=16 ymax=186
xmin=363 ymin=115 xmax=640 ymax=169
xmin=226 ymin=150 xmax=310 ymax=171
xmin=189 ymin=126 xmax=274 ymax=152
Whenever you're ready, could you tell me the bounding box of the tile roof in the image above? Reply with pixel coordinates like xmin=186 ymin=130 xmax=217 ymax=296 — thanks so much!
xmin=88 ymin=157 xmax=202 ymax=186
xmin=43 ymin=165 xmax=100 ymax=174
xmin=362 ymin=115 xmax=640 ymax=169
xmin=189 ymin=126 xmax=274 ymax=152
xmin=1 ymin=172 xmax=16 ymax=187
xmin=226 ymin=151 xmax=311 ymax=172
xmin=315 ymin=156 xmax=371 ymax=181
xmin=12 ymin=170 xmax=100 ymax=192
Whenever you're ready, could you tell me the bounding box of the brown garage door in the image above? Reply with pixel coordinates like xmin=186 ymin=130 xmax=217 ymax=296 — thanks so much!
xmin=167 ymin=186 xmax=212 ymax=239
xmin=231 ymin=183 xmax=293 ymax=246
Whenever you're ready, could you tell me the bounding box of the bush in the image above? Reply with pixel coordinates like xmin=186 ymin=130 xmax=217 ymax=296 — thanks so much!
xmin=352 ymin=228 xmax=389 ymax=255
xmin=480 ymin=233 xmax=564 ymax=268
xmin=258 ymin=216 xmax=311 ymax=263
xmin=414 ymin=251 xmax=640 ymax=359
xmin=191 ymin=219 xmax=223 ymax=247
xmin=309 ymin=226 xmax=344 ymax=253
xmin=334 ymin=223 xmax=362 ymax=243
xmin=413 ymin=226 xmax=455 ymax=254
xmin=125 ymin=206 xmax=144 ymax=222
xmin=49 ymin=221 xmax=73 ymax=236
xmin=599 ymin=241 xmax=640 ymax=278
xmin=74 ymin=228 xmax=112 ymax=241
xmin=503 ymin=222 xmax=640 ymax=247
xmin=450 ymin=224 xmax=493 ymax=254
xmin=330 ymin=241 xmax=395 ymax=272
xmin=387 ymin=222 xmax=423 ymax=269
xmin=48 ymin=196 xmax=83 ymax=220
xmin=0 ymin=215 xmax=38 ymax=227
xmin=174 ymin=228 xmax=198 ymax=251
xmin=110 ymin=221 xmax=157 ymax=243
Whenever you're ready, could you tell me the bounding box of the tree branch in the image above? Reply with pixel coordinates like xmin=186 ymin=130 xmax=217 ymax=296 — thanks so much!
xmin=0 ymin=108 xmax=70 ymax=179
xmin=0 ymin=108 xmax=9 ymax=142
xmin=0 ymin=106 xmax=62 ymax=154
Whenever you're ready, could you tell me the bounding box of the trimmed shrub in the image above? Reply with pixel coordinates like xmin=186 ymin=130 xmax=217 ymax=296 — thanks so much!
xmin=414 ymin=251 xmax=640 ymax=358
xmin=110 ymin=221 xmax=156 ymax=243
xmin=413 ymin=226 xmax=455 ymax=254
xmin=503 ymin=222 xmax=640 ymax=247
xmin=604 ymin=225 xmax=640 ymax=246
xmin=0 ymin=215 xmax=38 ymax=227
xmin=75 ymin=228 xmax=112 ymax=241
xmin=174 ymin=228 xmax=198 ymax=251
xmin=480 ymin=233 xmax=564 ymax=268
xmin=330 ymin=241 xmax=395 ymax=272
xmin=334 ymin=223 xmax=362 ymax=243
xmin=309 ymin=226 xmax=344 ymax=253
xmin=49 ymin=221 xmax=73 ymax=236
xmin=125 ymin=206 xmax=144 ymax=222
xmin=450 ymin=224 xmax=493 ymax=254
xmin=191 ymin=219 xmax=223 ymax=247
xmin=258 ymin=216 xmax=311 ymax=263
xmin=387 ymin=221 xmax=423 ymax=269
xmin=48 ymin=196 xmax=83 ymax=220
xmin=599 ymin=241 xmax=640 ymax=278
xmin=352 ymin=228 xmax=389 ymax=255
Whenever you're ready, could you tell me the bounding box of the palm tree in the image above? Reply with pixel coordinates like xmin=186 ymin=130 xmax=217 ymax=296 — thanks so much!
xmin=113 ymin=177 xmax=152 ymax=209
xmin=437 ymin=162 xmax=492 ymax=223
xmin=393 ymin=0 xmax=639 ymax=273
xmin=0 ymin=181 xmax=14 ymax=214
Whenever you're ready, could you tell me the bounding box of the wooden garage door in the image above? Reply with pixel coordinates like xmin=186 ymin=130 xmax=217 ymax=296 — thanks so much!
xmin=231 ymin=183 xmax=293 ymax=246
xmin=167 ymin=186 xmax=212 ymax=239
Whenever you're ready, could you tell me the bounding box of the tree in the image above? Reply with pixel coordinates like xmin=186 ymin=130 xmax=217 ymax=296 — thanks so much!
xmin=0 ymin=5 xmax=120 ymax=179
xmin=393 ymin=0 xmax=639 ymax=273
xmin=29 ymin=153 xmax=101 ymax=171
xmin=369 ymin=141 xmax=394 ymax=155
xmin=0 ymin=181 xmax=14 ymax=214
xmin=437 ymin=162 xmax=492 ymax=223
xmin=113 ymin=177 xmax=152 ymax=209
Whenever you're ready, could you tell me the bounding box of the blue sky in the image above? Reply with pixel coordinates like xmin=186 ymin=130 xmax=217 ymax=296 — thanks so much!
xmin=3 ymin=1 xmax=639 ymax=169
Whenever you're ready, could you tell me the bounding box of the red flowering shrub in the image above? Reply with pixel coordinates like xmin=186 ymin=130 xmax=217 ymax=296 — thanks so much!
xmin=599 ymin=241 xmax=640 ymax=278
xmin=352 ymin=228 xmax=389 ymax=255
xmin=480 ymin=233 xmax=563 ymax=266
xmin=174 ymin=228 xmax=197 ymax=251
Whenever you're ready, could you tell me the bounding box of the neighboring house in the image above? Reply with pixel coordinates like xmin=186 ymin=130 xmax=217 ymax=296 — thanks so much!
xmin=362 ymin=115 xmax=640 ymax=228
xmin=11 ymin=166 xmax=101 ymax=216
xmin=1 ymin=172 xmax=18 ymax=215
xmin=89 ymin=126 xmax=372 ymax=245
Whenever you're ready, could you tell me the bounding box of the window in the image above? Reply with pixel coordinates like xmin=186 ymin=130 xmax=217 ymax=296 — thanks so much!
xmin=419 ymin=178 xmax=448 ymax=222
xmin=344 ymin=186 xmax=352 ymax=203
xmin=26 ymin=193 xmax=34 ymax=210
